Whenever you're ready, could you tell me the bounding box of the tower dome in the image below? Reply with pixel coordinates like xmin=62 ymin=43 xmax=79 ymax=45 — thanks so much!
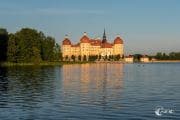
xmin=62 ymin=35 xmax=71 ymax=45
xmin=80 ymin=32 xmax=90 ymax=43
xmin=114 ymin=35 xmax=123 ymax=44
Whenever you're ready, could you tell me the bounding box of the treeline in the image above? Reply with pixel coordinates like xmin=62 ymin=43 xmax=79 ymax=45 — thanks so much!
xmin=154 ymin=52 xmax=180 ymax=60
xmin=0 ymin=28 xmax=61 ymax=64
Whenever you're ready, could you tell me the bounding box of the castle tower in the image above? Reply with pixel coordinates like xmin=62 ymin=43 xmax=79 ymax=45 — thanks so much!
xmin=62 ymin=34 xmax=72 ymax=61
xmin=113 ymin=35 xmax=124 ymax=57
xmin=80 ymin=32 xmax=90 ymax=61
xmin=102 ymin=29 xmax=107 ymax=43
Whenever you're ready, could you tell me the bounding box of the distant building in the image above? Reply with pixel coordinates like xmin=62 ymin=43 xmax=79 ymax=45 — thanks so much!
xmin=62 ymin=30 xmax=124 ymax=61
xmin=124 ymin=55 xmax=134 ymax=63
xmin=140 ymin=55 xmax=149 ymax=62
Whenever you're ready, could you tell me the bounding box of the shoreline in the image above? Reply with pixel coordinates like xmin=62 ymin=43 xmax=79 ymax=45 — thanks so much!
xmin=151 ymin=60 xmax=180 ymax=63
xmin=0 ymin=61 xmax=95 ymax=67
xmin=1 ymin=60 xmax=180 ymax=67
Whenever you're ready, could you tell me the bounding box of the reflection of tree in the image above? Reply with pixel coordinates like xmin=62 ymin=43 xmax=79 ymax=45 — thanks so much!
xmin=0 ymin=67 xmax=8 ymax=107
xmin=0 ymin=67 xmax=8 ymax=92
xmin=2 ymin=66 xmax=56 ymax=110
xmin=8 ymin=66 xmax=54 ymax=93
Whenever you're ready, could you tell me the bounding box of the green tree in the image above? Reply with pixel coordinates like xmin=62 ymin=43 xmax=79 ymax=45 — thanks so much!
xmin=65 ymin=55 xmax=68 ymax=61
xmin=99 ymin=55 xmax=101 ymax=60
xmin=155 ymin=52 xmax=180 ymax=60
xmin=53 ymin=43 xmax=61 ymax=61
xmin=89 ymin=55 xmax=97 ymax=61
xmin=105 ymin=55 xmax=108 ymax=60
xmin=1 ymin=27 xmax=61 ymax=63
xmin=41 ymin=36 xmax=55 ymax=61
xmin=15 ymin=28 xmax=42 ymax=62
xmin=31 ymin=47 xmax=41 ymax=64
xmin=133 ymin=54 xmax=142 ymax=62
xmin=78 ymin=55 xmax=81 ymax=61
xmin=155 ymin=52 xmax=162 ymax=60
xmin=71 ymin=55 xmax=75 ymax=61
xmin=0 ymin=28 xmax=8 ymax=61
xmin=7 ymin=34 xmax=18 ymax=62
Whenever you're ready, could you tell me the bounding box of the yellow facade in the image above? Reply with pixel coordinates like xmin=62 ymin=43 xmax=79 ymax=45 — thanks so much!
xmin=62 ymin=32 xmax=124 ymax=61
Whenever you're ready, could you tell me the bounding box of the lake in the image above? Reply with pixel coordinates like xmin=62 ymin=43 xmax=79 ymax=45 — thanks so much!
xmin=0 ymin=63 xmax=180 ymax=120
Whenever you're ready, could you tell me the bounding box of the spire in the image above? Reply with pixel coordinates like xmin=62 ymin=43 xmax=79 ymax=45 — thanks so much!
xmin=102 ymin=28 xmax=107 ymax=43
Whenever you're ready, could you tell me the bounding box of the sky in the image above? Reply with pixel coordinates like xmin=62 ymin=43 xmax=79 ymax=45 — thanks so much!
xmin=0 ymin=0 xmax=180 ymax=54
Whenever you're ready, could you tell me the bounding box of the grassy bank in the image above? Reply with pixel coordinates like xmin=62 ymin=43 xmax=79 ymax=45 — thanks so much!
xmin=0 ymin=61 xmax=95 ymax=67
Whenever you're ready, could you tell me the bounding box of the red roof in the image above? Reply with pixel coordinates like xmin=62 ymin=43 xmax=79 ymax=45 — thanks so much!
xmin=80 ymin=33 xmax=90 ymax=43
xmin=90 ymin=39 xmax=101 ymax=46
xmin=63 ymin=33 xmax=124 ymax=48
xmin=114 ymin=36 xmax=123 ymax=44
xmin=71 ymin=43 xmax=80 ymax=47
xmin=62 ymin=38 xmax=71 ymax=45
xmin=101 ymin=42 xmax=112 ymax=48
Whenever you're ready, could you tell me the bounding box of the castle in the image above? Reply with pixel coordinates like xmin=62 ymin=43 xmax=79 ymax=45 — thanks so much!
xmin=62 ymin=30 xmax=124 ymax=61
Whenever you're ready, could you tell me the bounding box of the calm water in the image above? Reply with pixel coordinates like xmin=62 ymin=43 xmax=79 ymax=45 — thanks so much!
xmin=0 ymin=63 xmax=180 ymax=120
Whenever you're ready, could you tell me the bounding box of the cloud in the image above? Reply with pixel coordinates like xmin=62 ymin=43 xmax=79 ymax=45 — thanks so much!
xmin=0 ymin=8 xmax=105 ymax=16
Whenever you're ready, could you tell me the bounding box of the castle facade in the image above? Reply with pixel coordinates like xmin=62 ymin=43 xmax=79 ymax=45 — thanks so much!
xmin=62 ymin=30 xmax=124 ymax=61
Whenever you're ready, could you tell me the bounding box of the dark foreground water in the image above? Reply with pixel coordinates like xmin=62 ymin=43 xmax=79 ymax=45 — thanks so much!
xmin=0 ymin=63 xmax=180 ymax=120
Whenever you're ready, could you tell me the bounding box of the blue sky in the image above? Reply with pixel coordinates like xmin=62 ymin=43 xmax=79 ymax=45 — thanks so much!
xmin=1 ymin=0 xmax=180 ymax=54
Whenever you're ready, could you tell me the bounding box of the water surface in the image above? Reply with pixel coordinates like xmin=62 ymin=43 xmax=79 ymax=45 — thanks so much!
xmin=0 ymin=63 xmax=180 ymax=120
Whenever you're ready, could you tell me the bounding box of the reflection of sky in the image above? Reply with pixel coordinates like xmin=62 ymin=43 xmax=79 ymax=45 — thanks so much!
xmin=62 ymin=64 xmax=124 ymax=109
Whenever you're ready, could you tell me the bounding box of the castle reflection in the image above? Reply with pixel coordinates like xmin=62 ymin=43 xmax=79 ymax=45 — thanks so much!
xmin=62 ymin=63 xmax=124 ymax=109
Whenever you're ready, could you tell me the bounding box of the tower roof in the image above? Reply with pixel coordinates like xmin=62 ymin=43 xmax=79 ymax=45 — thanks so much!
xmin=62 ymin=35 xmax=71 ymax=45
xmin=114 ymin=35 xmax=123 ymax=44
xmin=80 ymin=32 xmax=90 ymax=43
xmin=102 ymin=28 xmax=107 ymax=43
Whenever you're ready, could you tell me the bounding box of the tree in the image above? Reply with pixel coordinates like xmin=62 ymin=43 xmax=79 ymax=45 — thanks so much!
xmin=15 ymin=28 xmax=42 ymax=62
xmin=99 ymin=55 xmax=101 ymax=60
xmin=109 ymin=55 xmax=113 ymax=60
xmin=122 ymin=54 xmax=124 ymax=59
xmin=65 ymin=55 xmax=68 ymax=61
xmin=31 ymin=47 xmax=41 ymax=64
xmin=133 ymin=54 xmax=142 ymax=62
xmin=1 ymin=27 xmax=61 ymax=63
xmin=7 ymin=34 xmax=18 ymax=62
xmin=155 ymin=52 xmax=180 ymax=60
xmin=71 ymin=55 xmax=75 ymax=61
xmin=53 ymin=43 xmax=61 ymax=61
xmin=105 ymin=55 xmax=108 ymax=60
xmin=78 ymin=55 xmax=81 ymax=61
xmin=41 ymin=36 xmax=55 ymax=61
xmin=0 ymin=28 xmax=8 ymax=61
xmin=155 ymin=52 xmax=162 ymax=60
xmin=83 ymin=55 xmax=87 ymax=61
xmin=89 ymin=55 xmax=97 ymax=61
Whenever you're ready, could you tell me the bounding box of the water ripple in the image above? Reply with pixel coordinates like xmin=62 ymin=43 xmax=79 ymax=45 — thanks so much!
xmin=0 ymin=63 xmax=180 ymax=120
